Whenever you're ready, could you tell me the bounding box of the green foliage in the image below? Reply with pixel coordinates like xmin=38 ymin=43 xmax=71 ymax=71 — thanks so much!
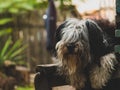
xmin=0 ymin=17 xmax=27 ymax=66
xmin=0 ymin=28 xmax=12 ymax=36
xmin=0 ymin=0 xmax=76 ymax=67
xmin=16 ymin=86 xmax=34 ymax=90
xmin=0 ymin=0 xmax=75 ymax=15
xmin=0 ymin=0 xmax=35 ymax=66
xmin=0 ymin=36 xmax=27 ymax=66
xmin=0 ymin=0 xmax=48 ymax=14
xmin=0 ymin=18 xmax=12 ymax=25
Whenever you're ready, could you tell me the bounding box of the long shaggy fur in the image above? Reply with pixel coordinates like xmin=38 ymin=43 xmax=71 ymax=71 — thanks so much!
xmin=90 ymin=53 xmax=117 ymax=89
xmin=55 ymin=18 xmax=118 ymax=90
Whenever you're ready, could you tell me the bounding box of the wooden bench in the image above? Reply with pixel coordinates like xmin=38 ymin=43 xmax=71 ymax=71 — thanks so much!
xmin=34 ymin=63 xmax=120 ymax=90
xmin=34 ymin=64 xmax=73 ymax=90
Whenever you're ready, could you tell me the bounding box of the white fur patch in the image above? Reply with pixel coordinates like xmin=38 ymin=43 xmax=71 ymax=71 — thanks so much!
xmin=60 ymin=18 xmax=89 ymax=43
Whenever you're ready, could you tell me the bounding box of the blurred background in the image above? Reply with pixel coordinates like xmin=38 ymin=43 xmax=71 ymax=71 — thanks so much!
xmin=0 ymin=0 xmax=116 ymax=90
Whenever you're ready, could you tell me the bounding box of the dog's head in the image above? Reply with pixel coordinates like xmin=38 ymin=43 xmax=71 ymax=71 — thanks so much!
xmin=55 ymin=18 xmax=108 ymax=69
xmin=56 ymin=19 xmax=91 ymax=73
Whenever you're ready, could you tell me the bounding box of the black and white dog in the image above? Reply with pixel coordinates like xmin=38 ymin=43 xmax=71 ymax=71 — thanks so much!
xmin=55 ymin=18 xmax=120 ymax=90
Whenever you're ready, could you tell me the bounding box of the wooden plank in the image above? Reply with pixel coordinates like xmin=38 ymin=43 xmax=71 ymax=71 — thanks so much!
xmin=35 ymin=64 xmax=68 ymax=90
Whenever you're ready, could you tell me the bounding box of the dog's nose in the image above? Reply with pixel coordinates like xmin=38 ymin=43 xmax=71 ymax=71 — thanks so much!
xmin=67 ymin=43 xmax=75 ymax=53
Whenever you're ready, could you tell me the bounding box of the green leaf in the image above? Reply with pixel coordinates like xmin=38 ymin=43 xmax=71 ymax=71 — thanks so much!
xmin=12 ymin=0 xmax=24 ymax=3
xmin=17 ymin=3 xmax=34 ymax=11
xmin=4 ymin=39 xmax=23 ymax=58
xmin=0 ymin=2 xmax=12 ymax=9
xmin=0 ymin=18 xmax=12 ymax=25
xmin=0 ymin=28 xmax=12 ymax=36
xmin=17 ymin=86 xmax=34 ymax=90
xmin=0 ymin=8 xmax=4 ymax=13
xmin=8 ymin=8 xmax=19 ymax=14
xmin=13 ymin=55 xmax=25 ymax=61
xmin=0 ymin=37 xmax=12 ymax=59
xmin=9 ymin=45 xmax=27 ymax=59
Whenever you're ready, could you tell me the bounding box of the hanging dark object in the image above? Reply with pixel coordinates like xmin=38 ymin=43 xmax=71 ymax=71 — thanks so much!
xmin=45 ymin=0 xmax=57 ymax=53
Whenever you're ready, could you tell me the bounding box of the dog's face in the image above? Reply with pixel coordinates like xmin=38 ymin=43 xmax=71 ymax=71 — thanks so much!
xmin=56 ymin=19 xmax=91 ymax=74
xmin=56 ymin=19 xmax=89 ymax=54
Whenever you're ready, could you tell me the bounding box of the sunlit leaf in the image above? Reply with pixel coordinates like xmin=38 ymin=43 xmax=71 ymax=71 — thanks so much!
xmin=0 ymin=37 xmax=12 ymax=58
xmin=4 ymin=39 xmax=23 ymax=58
xmin=10 ymin=45 xmax=27 ymax=59
xmin=12 ymin=0 xmax=25 ymax=3
xmin=17 ymin=3 xmax=34 ymax=11
xmin=0 ymin=28 xmax=12 ymax=36
xmin=0 ymin=18 xmax=12 ymax=25
xmin=13 ymin=55 xmax=25 ymax=61
xmin=0 ymin=2 xmax=12 ymax=9
xmin=8 ymin=8 xmax=19 ymax=14
xmin=0 ymin=8 xmax=4 ymax=13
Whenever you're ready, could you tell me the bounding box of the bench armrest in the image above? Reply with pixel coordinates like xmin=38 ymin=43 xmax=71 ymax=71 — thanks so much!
xmin=34 ymin=64 xmax=67 ymax=90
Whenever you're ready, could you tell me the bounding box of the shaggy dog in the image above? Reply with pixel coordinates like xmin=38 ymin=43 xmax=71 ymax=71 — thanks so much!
xmin=55 ymin=18 xmax=119 ymax=90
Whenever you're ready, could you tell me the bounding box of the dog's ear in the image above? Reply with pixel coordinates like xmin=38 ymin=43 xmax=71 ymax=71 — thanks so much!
xmin=55 ymin=21 xmax=67 ymax=44
xmin=54 ymin=21 xmax=66 ymax=56
xmin=85 ymin=19 xmax=109 ymax=57
xmin=55 ymin=24 xmax=62 ymax=43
